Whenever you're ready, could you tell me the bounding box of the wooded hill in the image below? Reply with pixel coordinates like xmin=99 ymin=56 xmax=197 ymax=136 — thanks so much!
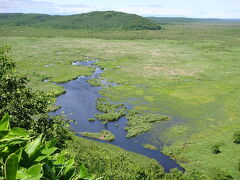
xmin=0 ymin=11 xmax=161 ymax=30
xmin=147 ymin=17 xmax=240 ymax=25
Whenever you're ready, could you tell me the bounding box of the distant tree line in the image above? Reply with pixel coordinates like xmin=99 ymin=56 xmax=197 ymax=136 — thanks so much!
xmin=0 ymin=11 xmax=161 ymax=30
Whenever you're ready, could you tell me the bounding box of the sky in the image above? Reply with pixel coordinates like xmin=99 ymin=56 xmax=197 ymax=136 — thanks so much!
xmin=0 ymin=0 xmax=240 ymax=19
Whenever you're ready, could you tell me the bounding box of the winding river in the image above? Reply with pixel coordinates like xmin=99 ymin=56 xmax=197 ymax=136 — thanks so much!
xmin=51 ymin=60 xmax=183 ymax=172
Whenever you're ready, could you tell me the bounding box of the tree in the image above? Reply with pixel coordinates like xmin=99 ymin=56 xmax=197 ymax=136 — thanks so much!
xmin=0 ymin=45 xmax=54 ymax=129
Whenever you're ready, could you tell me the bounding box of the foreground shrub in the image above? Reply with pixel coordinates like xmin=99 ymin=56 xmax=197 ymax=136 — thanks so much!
xmin=0 ymin=45 xmax=72 ymax=149
xmin=0 ymin=114 xmax=95 ymax=180
xmin=0 ymin=45 xmax=54 ymax=129
xmin=31 ymin=114 xmax=72 ymax=148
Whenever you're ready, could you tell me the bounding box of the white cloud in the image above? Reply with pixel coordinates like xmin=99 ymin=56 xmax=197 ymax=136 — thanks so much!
xmin=0 ymin=0 xmax=94 ymax=14
xmin=114 ymin=6 xmax=192 ymax=17
xmin=0 ymin=0 xmax=239 ymax=18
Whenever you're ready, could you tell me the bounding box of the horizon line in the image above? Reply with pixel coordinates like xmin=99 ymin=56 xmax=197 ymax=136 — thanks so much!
xmin=1 ymin=11 xmax=240 ymax=20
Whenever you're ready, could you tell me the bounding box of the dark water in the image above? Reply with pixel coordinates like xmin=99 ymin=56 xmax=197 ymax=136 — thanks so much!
xmin=51 ymin=60 xmax=183 ymax=172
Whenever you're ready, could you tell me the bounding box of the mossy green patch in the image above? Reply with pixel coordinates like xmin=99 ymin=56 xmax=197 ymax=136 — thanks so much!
xmin=95 ymin=98 xmax=126 ymax=122
xmin=96 ymin=98 xmax=124 ymax=113
xmin=169 ymin=126 xmax=189 ymax=136
xmin=87 ymin=78 xmax=101 ymax=87
xmin=88 ymin=118 xmax=95 ymax=122
xmin=95 ymin=111 xmax=123 ymax=122
xmin=125 ymin=110 xmax=168 ymax=137
xmin=143 ymin=144 xmax=158 ymax=150
xmin=80 ymin=130 xmax=115 ymax=141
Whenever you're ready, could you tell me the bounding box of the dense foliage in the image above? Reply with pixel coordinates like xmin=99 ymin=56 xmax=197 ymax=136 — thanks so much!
xmin=69 ymin=137 xmax=206 ymax=180
xmin=0 ymin=45 xmax=71 ymax=147
xmin=0 ymin=11 xmax=161 ymax=30
xmin=147 ymin=17 xmax=238 ymax=25
xmin=0 ymin=114 xmax=95 ymax=180
xmin=0 ymin=45 xmax=52 ymax=128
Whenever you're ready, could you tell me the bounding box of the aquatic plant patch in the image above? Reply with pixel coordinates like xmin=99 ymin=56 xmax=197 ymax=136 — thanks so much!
xmin=88 ymin=118 xmax=95 ymax=122
xmin=125 ymin=110 xmax=169 ymax=137
xmin=96 ymin=98 xmax=124 ymax=112
xmin=87 ymin=78 xmax=102 ymax=87
xmin=95 ymin=111 xmax=122 ymax=122
xmin=95 ymin=98 xmax=126 ymax=122
xmin=143 ymin=144 xmax=158 ymax=150
xmin=80 ymin=130 xmax=115 ymax=141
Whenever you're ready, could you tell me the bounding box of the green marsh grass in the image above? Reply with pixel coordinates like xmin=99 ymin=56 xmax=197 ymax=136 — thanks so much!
xmin=1 ymin=21 xmax=240 ymax=178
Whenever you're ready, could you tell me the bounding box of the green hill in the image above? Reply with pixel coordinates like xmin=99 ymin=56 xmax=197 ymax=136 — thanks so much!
xmin=147 ymin=17 xmax=240 ymax=25
xmin=0 ymin=11 xmax=161 ymax=30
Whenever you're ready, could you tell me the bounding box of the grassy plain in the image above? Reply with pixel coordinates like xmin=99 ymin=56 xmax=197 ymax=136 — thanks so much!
xmin=0 ymin=22 xmax=240 ymax=178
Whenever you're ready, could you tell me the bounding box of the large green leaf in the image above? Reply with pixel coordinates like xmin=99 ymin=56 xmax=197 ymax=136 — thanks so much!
xmin=17 ymin=164 xmax=43 ymax=180
xmin=9 ymin=128 xmax=28 ymax=137
xmin=5 ymin=153 xmax=18 ymax=180
xmin=0 ymin=137 xmax=29 ymax=146
xmin=17 ymin=168 xmax=27 ymax=179
xmin=23 ymin=164 xmax=43 ymax=180
xmin=54 ymin=152 xmax=66 ymax=165
xmin=79 ymin=164 xmax=88 ymax=178
xmin=41 ymin=147 xmax=57 ymax=156
xmin=15 ymin=148 xmax=22 ymax=163
xmin=78 ymin=164 xmax=96 ymax=180
xmin=45 ymin=139 xmax=57 ymax=149
xmin=24 ymin=134 xmax=43 ymax=160
xmin=0 ymin=114 xmax=10 ymax=131
xmin=64 ymin=157 xmax=75 ymax=175
xmin=63 ymin=169 xmax=75 ymax=180
xmin=34 ymin=155 xmax=47 ymax=162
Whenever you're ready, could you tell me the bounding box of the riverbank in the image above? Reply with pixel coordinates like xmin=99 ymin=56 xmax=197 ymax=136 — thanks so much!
xmin=50 ymin=59 xmax=183 ymax=171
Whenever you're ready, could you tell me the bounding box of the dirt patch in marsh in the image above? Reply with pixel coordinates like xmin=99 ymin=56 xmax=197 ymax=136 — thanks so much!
xmin=143 ymin=65 xmax=202 ymax=77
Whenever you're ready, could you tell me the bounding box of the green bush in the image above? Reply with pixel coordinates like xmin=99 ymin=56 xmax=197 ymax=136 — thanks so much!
xmin=0 ymin=45 xmax=71 ymax=149
xmin=31 ymin=114 xmax=72 ymax=149
xmin=208 ymin=168 xmax=233 ymax=180
xmin=0 ymin=45 xmax=54 ymax=129
xmin=238 ymin=159 xmax=240 ymax=171
xmin=233 ymin=131 xmax=240 ymax=144
xmin=211 ymin=144 xmax=221 ymax=154
xmin=0 ymin=114 xmax=95 ymax=180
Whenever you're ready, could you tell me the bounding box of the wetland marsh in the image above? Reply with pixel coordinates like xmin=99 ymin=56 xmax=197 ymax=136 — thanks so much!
xmin=1 ymin=21 xmax=240 ymax=178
